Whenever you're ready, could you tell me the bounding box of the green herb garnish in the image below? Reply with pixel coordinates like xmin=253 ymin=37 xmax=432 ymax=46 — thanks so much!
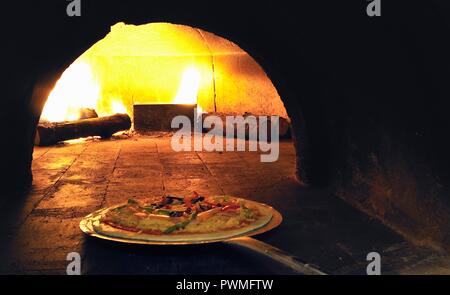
xmin=155 ymin=209 xmax=173 ymax=216
xmin=143 ymin=205 xmax=155 ymax=213
xmin=164 ymin=212 xmax=198 ymax=234
xmin=240 ymin=203 xmax=255 ymax=219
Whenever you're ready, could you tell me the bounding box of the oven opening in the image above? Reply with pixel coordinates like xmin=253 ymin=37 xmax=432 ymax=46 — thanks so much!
xmin=37 ymin=22 xmax=290 ymax=135
xmin=32 ymin=22 xmax=295 ymax=211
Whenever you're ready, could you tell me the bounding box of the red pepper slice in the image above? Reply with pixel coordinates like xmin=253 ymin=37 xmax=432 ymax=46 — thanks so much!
xmin=221 ymin=204 xmax=240 ymax=212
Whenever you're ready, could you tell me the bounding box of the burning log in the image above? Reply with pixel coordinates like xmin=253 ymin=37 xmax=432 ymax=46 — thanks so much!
xmin=35 ymin=114 xmax=131 ymax=146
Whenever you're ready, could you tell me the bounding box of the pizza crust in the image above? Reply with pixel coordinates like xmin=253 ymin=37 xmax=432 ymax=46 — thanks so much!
xmin=92 ymin=198 xmax=273 ymax=242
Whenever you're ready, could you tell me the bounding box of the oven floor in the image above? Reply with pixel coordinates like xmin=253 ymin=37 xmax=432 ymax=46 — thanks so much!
xmin=1 ymin=135 xmax=450 ymax=274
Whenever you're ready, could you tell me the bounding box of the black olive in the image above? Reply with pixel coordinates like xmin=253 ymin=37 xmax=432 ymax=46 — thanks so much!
xmin=185 ymin=207 xmax=192 ymax=214
xmin=159 ymin=197 xmax=173 ymax=206
xmin=199 ymin=204 xmax=212 ymax=211
xmin=191 ymin=196 xmax=205 ymax=204
xmin=169 ymin=211 xmax=184 ymax=217
xmin=166 ymin=195 xmax=184 ymax=202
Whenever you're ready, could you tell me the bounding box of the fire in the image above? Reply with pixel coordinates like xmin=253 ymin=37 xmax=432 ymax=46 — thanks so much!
xmin=111 ymin=99 xmax=127 ymax=114
xmin=40 ymin=61 xmax=101 ymax=122
xmin=41 ymin=61 xmax=201 ymax=123
xmin=39 ymin=22 xmax=288 ymax=126
xmin=173 ymin=67 xmax=201 ymax=105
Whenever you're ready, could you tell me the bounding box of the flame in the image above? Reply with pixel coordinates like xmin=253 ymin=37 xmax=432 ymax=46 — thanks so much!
xmin=41 ymin=62 xmax=201 ymax=123
xmin=111 ymin=99 xmax=127 ymax=114
xmin=41 ymin=61 xmax=101 ymax=122
xmin=173 ymin=67 xmax=201 ymax=105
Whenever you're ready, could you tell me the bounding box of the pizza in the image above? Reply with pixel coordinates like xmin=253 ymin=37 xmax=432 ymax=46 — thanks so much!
xmin=92 ymin=192 xmax=273 ymax=242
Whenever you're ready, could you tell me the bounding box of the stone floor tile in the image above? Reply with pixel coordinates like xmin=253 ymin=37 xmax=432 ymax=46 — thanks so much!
xmin=115 ymin=153 xmax=160 ymax=167
xmin=159 ymin=152 xmax=202 ymax=165
xmin=163 ymin=164 xmax=211 ymax=179
xmin=164 ymin=178 xmax=223 ymax=196
xmin=36 ymin=181 xmax=106 ymax=209
xmin=32 ymin=147 xmax=49 ymax=160
xmin=32 ymin=154 xmax=78 ymax=171
xmin=60 ymin=166 xmax=114 ymax=182
xmin=111 ymin=167 xmax=163 ymax=180
xmin=5 ymin=216 xmax=84 ymax=272
xmin=30 ymin=169 xmax=65 ymax=193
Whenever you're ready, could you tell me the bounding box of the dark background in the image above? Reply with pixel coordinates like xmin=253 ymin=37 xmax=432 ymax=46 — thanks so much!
xmin=2 ymin=0 xmax=450 ymax=248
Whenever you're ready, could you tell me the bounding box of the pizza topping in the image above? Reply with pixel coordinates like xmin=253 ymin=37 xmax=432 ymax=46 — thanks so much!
xmin=133 ymin=212 xmax=148 ymax=218
xmin=182 ymin=192 xmax=196 ymax=207
xmin=164 ymin=212 xmax=198 ymax=234
xmin=221 ymin=204 xmax=240 ymax=212
xmin=146 ymin=213 xmax=171 ymax=220
xmin=196 ymin=207 xmax=222 ymax=221
xmin=154 ymin=209 xmax=172 ymax=216
xmin=197 ymin=203 xmax=213 ymax=212
xmin=100 ymin=194 xmax=265 ymax=235
xmin=241 ymin=204 xmax=256 ymax=219
xmin=191 ymin=195 xmax=205 ymax=204
xmin=165 ymin=195 xmax=184 ymax=204
xmin=168 ymin=211 xmax=184 ymax=218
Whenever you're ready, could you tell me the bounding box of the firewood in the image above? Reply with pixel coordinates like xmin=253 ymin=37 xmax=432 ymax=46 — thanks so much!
xmin=35 ymin=113 xmax=131 ymax=146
